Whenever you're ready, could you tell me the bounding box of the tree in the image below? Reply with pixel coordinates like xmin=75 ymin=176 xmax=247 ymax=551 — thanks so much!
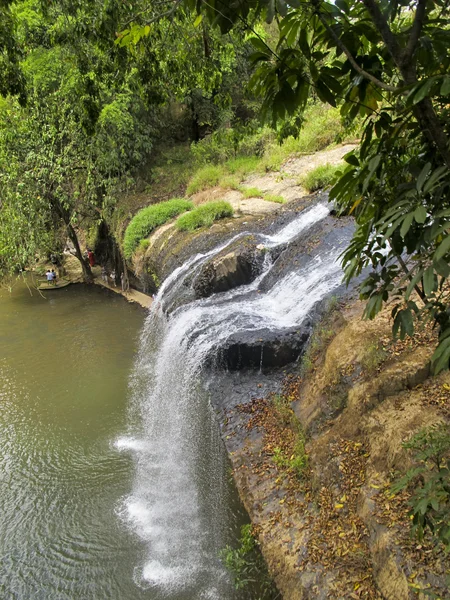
xmin=0 ymin=0 xmax=256 ymax=282
xmin=177 ymin=0 xmax=450 ymax=371
xmin=0 ymin=0 xmax=26 ymax=104
xmin=0 ymin=0 xmax=158 ymax=281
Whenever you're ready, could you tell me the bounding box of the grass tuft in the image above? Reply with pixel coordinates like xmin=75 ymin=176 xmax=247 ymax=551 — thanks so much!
xmin=219 ymin=175 xmax=241 ymax=190
xmin=123 ymin=198 xmax=193 ymax=258
xmin=186 ymin=165 xmax=225 ymax=195
xmin=263 ymin=193 xmax=285 ymax=204
xmin=299 ymin=163 xmax=341 ymax=192
xmin=240 ymin=186 xmax=264 ymax=199
xmin=176 ymin=200 xmax=233 ymax=231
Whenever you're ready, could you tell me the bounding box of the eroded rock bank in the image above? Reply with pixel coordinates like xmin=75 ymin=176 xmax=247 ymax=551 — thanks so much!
xmin=213 ymin=299 xmax=450 ymax=599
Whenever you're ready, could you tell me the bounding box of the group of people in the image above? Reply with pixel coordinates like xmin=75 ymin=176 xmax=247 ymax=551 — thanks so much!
xmin=101 ymin=267 xmax=127 ymax=292
xmin=47 ymin=247 xmax=129 ymax=293
xmin=45 ymin=269 xmax=57 ymax=284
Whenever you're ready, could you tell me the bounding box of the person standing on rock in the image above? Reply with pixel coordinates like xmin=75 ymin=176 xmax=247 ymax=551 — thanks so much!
xmin=87 ymin=249 xmax=95 ymax=267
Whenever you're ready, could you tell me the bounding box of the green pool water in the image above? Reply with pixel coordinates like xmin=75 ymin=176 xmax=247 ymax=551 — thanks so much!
xmin=0 ymin=281 xmax=158 ymax=599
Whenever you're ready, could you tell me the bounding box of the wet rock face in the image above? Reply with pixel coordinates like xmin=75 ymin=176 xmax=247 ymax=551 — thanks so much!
xmin=193 ymin=237 xmax=266 ymax=299
xmin=215 ymin=324 xmax=312 ymax=370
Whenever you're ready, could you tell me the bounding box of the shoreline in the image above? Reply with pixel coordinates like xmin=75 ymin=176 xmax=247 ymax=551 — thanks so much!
xmin=55 ymin=254 xmax=153 ymax=310
xmin=92 ymin=274 xmax=153 ymax=309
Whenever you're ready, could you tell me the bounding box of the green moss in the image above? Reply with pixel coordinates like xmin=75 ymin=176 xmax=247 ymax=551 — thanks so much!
xmin=123 ymin=198 xmax=193 ymax=258
xmin=176 ymin=200 xmax=233 ymax=231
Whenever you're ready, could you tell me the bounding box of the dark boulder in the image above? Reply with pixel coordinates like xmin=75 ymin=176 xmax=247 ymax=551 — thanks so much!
xmin=193 ymin=236 xmax=266 ymax=298
xmin=215 ymin=324 xmax=312 ymax=371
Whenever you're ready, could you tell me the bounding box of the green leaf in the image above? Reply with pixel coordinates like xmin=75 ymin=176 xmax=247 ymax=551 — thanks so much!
xmin=393 ymin=308 xmax=414 ymax=339
xmin=277 ymin=0 xmax=288 ymax=17
xmin=434 ymin=234 xmax=450 ymax=261
xmin=344 ymin=153 xmax=359 ymax=166
xmin=405 ymin=268 xmax=423 ymax=300
xmin=266 ymin=0 xmax=275 ymax=23
xmin=422 ymin=266 xmax=436 ymax=297
xmin=249 ymin=37 xmax=271 ymax=55
xmin=432 ymin=336 xmax=450 ymax=374
xmin=298 ymin=28 xmax=310 ymax=59
xmin=414 ymin=205 xmax=427 ymax=224
xmin=315 ymin=79 xmax=336 ymax=107
xmin=194 ymin=14 xmax=203 ymax=27
xmin=335 ymin=0 xmax=349 ymax=13
xmin=441 ymin=76 xmax=450 ymax=96
xmin=416 ymin=162 xmax=431 ymax=192
xmin=400 ymin=212 xmax=414 ymax=238
xmin=423 ymin=166 xmax=447 ymax=194
xmin=368 ymin=154 xmax=381 ymax=174
xmin=413 ymin=78 xmax=436 ymax=104
xmin=433 ymin=258 xmax=450 ymax=278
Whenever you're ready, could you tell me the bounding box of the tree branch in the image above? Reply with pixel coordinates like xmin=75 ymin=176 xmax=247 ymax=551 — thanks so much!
xmin=314 ymin=6 xmax=399 ymax=92
xmin=362 ymin=0 xmax=403 ymax=65
xmin=121 ymin=0 xmax=182 ymax=28
xmin=402 ymin=0 xmax=427 ymax=67
xmin=396 ymin=254 xmax=426 ymax=303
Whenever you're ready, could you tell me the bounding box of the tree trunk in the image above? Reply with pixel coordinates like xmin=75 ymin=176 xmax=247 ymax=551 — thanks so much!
xmin=67 ymin=222 xmax=93 ymax=283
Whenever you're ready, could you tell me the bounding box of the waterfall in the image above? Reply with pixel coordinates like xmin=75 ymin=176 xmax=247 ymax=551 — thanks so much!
xmin=115 ymin=202 xmax=351 ymax=598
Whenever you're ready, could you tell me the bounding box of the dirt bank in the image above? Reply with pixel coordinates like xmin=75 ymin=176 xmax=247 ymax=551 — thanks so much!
xmin=220 ymin=299 xmax=450 ymax=599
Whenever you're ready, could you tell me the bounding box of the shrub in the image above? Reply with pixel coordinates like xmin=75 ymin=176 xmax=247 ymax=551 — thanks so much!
xmin=300 ymin=321 xmax=336 ymax=377
xmin=123 ymin=198 xmax=193 ymax=258
xmin=186 ymin=164 xmax=225 ymax=195
xmin=270 ymin=394 xmax=309 ymax=478
xmin=190 ymin=129 xmax=236 ymax=164
xmin=238 ymin=127 xmax=276 ymax=157
xmin=258 ymin=104 xmax=347 ymax=173
xmin=219 ymin=524 xmax=276 ymax=594
xmin=360 ymin=341 xmax=387 ymax=374
xmin=190 ymin=126 xmax=275 ymax=166
xmin=176 ymin=200 xmax=233 ymax=231
xmin=299 ymin=163 xmax=341 ymax=192
xmin=392 ymin=423 xmax=450 ymax=551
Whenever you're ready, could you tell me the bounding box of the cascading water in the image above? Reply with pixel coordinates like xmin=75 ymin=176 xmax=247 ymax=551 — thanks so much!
xmin=115 ymin=202 xmax=353 ymax=598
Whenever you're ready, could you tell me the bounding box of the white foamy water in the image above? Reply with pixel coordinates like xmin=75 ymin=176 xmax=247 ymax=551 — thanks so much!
xmin=116 ymin=202 xmax=350 ymax=597
xmin=114 ymin=436 xmax=148 ymax=453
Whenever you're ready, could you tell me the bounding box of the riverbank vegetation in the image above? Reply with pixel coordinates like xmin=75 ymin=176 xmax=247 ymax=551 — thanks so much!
xmin=1 ymin=0 xmax=448 ymax=371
